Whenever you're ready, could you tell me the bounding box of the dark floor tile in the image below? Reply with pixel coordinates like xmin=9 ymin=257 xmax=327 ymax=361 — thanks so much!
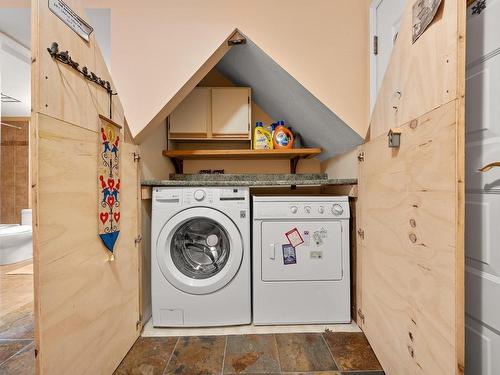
xmin=340 ymin=372 xmax=385 ymax=375
xmin=283 ymin=372 xmax=340 ymax=375
xmin=0 ymin=303 xmax=34 ymax=340
xmin=223 ymin=334 xmax=280 ymax=374
xmin=0 ymin=342 xmax=35 ymax=375
xmin=0 ymin=340 xmax=32 ymax=365
xmin=114 ymin=337 xmax=178 ymax=375
xmin=275 ymin=333 xmax=338 ymax=373
xmin=164 ymin=336 xmax=226 ymax=375
xmin=323 ymin=332 xmax=382 ymax=372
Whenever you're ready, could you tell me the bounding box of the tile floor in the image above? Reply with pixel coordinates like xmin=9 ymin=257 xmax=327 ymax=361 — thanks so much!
xmin=0 ymin=260 xmax=35 ymax=374
xmin=114 ymin=331 xmax=384 ymax=375
xmin=0 ymin=260 xmax=385 ymax=375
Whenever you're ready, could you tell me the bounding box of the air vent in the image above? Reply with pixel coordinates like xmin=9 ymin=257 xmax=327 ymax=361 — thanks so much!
xmin=1 ymin=93 xmax=21 ymax=103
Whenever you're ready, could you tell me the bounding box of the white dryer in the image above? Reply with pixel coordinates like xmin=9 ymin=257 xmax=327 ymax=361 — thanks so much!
xmin=252 ymin=196 xmax=351 ymax=325
xmin=151 ymin=187 xmax=251 ymax=327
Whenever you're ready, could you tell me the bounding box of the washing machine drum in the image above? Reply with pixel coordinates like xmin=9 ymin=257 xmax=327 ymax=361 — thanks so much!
xmin=156 ymin=207 xmax=244 ymax=295
xmin=171 ymin=218 xmax=230 ymax=279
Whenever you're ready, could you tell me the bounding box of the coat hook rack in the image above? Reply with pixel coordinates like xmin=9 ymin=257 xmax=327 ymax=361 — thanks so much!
xmin=47 ymin=42 xmax=117 ymax=119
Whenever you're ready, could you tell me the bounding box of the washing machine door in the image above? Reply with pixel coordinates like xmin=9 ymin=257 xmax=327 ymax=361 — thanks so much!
xmin=156 ymin=207 xmax=243 ymax=295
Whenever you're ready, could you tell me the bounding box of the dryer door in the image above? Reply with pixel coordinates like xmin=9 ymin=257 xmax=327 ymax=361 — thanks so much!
xmin=156 ymin=207 xmax=243 ymax=294
xmin=260 ymin=220 xmax=344 ymax=281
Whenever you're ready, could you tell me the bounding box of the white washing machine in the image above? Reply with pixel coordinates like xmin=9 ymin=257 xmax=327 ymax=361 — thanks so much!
xmin=252 ymin=196 xmax=351 ymax=325
xmin=151 ymin=187 xmax=251 ymax=327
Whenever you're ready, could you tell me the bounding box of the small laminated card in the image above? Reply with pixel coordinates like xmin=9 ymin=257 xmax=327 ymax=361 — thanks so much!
xmin=285 ymin=227 xmax=304 ymax=248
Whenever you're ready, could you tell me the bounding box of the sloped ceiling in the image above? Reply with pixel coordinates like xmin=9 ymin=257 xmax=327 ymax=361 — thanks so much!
xmin=216 ymin=37 xmax=363 ymax=160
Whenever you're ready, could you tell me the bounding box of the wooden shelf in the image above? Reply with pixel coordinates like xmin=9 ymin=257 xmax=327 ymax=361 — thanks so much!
xmin=162 ymin=148 xmax=322 ymax=174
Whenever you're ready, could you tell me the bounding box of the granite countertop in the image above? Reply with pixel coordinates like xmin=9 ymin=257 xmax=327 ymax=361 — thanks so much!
xmin=141 ymin=174 xmax=357 ymax=187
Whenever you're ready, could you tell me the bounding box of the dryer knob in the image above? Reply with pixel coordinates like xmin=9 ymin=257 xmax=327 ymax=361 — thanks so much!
xmin=332 ymin=204 xmax=343 ymax=215
xmin=290 ymin=206 xmax=298 ymax=214
xmin=318 ymin=206 xmax=325 ymax=214
xmin=194 ymin=189 xmax=206 ymax=201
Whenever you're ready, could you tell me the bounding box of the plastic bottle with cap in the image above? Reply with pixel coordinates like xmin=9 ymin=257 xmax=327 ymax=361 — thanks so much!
xmin=273 ymin=121 xmax=294 ymax=149
xmin=253 ymin=121 xmax=273 ymax=150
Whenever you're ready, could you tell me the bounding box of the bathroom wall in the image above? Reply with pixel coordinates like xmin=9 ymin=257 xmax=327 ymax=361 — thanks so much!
xmin=0 ymin=118 xmax=30 ymax=223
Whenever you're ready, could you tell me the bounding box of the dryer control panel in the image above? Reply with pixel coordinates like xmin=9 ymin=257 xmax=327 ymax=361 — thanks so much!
xmin=253 ymin=196 xmax=349 ymax=220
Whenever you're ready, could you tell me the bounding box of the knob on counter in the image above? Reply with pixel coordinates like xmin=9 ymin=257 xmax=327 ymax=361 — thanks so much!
xmin=331 ymin=204 xmax=344 ymax=215
xmin=194 ymin=189 xmax=206 ymax=201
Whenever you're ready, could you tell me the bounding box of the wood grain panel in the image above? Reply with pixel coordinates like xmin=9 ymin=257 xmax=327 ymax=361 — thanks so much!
xmin=33 ymin=0 xmax=124 ymax=132
xmin=32 ymin=0 xmax=141 ymax=373
xmin=370 ymin=0 xmax=461 ymax=139
xmin=34 ymin=114 xmax=140 ymax=375
xmin=162 ymin=148 xmax=322 ymax=160
xmin=359 ymin=100 xmax=463 ymax=374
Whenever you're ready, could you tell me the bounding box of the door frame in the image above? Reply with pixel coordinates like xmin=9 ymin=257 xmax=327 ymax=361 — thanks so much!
xmin=369 ymin=0 xmax=384 ymax=114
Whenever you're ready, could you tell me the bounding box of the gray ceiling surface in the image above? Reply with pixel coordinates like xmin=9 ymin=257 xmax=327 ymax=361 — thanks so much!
xmin=216 ymin=37 xmax=363 ymax=161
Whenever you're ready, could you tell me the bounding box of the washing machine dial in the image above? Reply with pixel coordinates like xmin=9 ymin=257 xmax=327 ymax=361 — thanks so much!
xmin=331 ymin=204 xmax=344 ymax=215
xmin=194 ymin=189 xmax=206 ymax=201
xmin=318 ymin=206 xmax=325 ymax=214
xmin=290 ymin=206 xmax=298 ymax=214
xmin=304 ymin=206 xmax=311 ymax=214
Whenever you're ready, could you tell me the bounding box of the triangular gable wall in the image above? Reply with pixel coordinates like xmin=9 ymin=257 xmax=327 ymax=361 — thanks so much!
xmin=134 ymin=29 xmax=235 ymax=142
xmin=138 ymin=29 xmax=363 ymax=160
xmin=217 ymin=34 xmax=363 ymax=160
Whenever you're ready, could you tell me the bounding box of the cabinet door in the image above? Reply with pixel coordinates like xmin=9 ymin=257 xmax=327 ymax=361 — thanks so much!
xmin=211 ymin=88 xmax=251 ymax=137
xmin=32 ymin=1 xmax=141 ymax=374
xmin=169 ymin=87 xmax=211 ymax=138
xmin=359 ymin=0 xmax=465 ymax=374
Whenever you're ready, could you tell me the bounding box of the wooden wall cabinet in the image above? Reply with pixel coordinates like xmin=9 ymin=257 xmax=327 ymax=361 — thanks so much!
xmin=168 ymin=87 xmax=251 ymax=140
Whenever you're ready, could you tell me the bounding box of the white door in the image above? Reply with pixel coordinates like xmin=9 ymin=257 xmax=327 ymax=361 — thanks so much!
xmin=260 ymin=221 xmax=343 ymax=281
xmin=370 ymin=0 xmax=406 ymax=111
xmin=465 ymin=1 xmax=500 ymax=374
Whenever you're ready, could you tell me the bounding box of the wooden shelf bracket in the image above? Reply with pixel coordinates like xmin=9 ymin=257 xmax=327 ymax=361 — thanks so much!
xmin=171 ymin=158 xmax=183 ymax=174
xmin=290 ymin=157 xmax=300 ymax=174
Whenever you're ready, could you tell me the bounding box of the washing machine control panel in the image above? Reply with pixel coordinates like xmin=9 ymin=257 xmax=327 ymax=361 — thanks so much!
xmin=194 ymin=189 xmax=206 ymax=201
xmin=185 ymin=189 xmax=214 ymax=204
xmin=153 ymin=187 xmax=249 ymax=208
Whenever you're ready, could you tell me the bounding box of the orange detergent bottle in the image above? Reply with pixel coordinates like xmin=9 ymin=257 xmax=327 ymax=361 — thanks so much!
xmin=272 ymin=121 xmax=294 ymax=149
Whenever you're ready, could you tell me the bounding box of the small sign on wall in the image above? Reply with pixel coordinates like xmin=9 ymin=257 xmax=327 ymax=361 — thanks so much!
xmin=412 ymin=0 xmax=443 ymax=43
xmin=48 ymin=0 xmax=93 ymax=42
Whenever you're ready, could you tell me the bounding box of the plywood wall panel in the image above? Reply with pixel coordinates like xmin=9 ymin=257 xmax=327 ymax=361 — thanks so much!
xmin=361 ymin=0 xmax=466 ymax=370
xmin=32 ymin=0 xmax=141 ymax=373
xmin=370 ymin=0 xmax=460 ymax=139
xmin=34 ymin=0 xmax=124 ymax=132
xmin=359 ymin=100 xmax=462 ymax=374
xmin=35 ymin=114 xmax=140 ymax=375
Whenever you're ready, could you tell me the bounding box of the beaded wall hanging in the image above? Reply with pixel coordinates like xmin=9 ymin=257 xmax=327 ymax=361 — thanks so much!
xmin=98 ymin=117 xmax=121 ymax=259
